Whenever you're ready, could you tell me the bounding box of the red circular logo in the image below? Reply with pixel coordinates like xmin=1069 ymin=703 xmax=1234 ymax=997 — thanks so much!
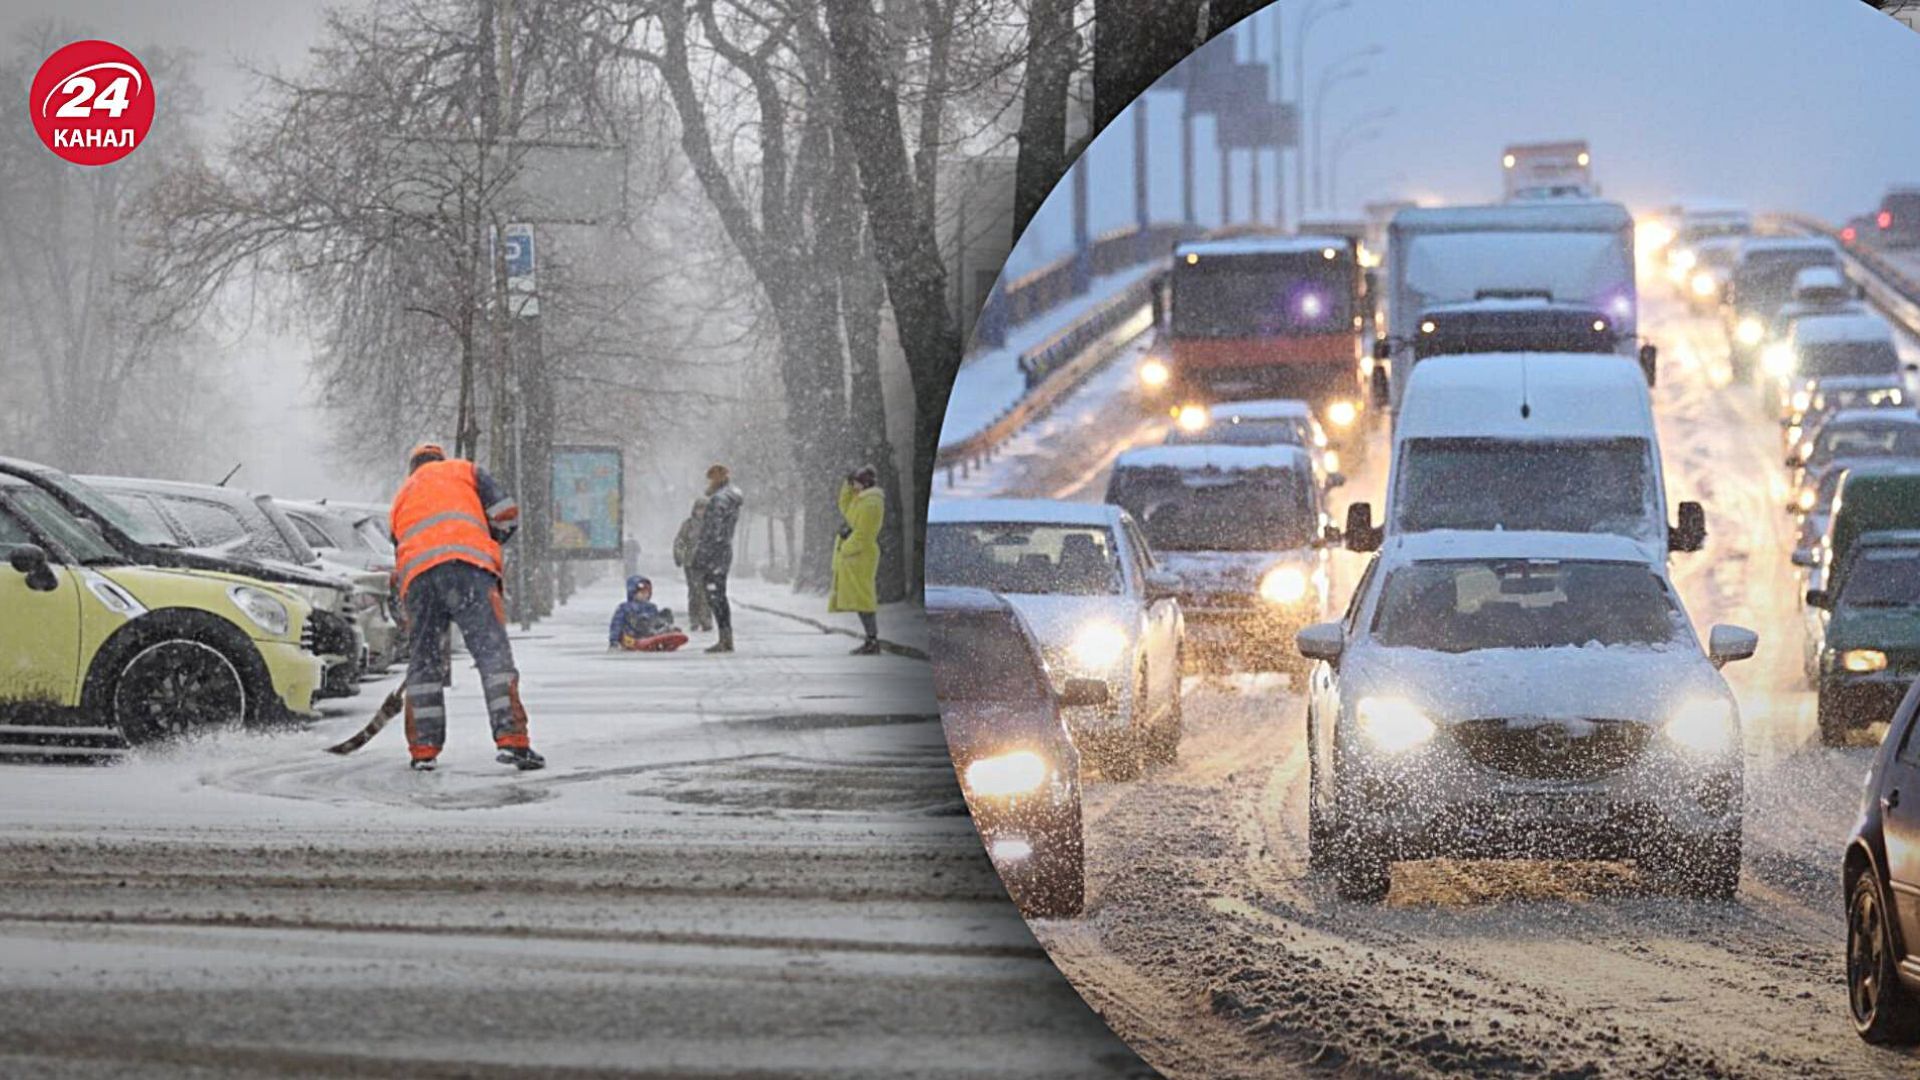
xmin=29 ymin=40 xmax=155 ymax=167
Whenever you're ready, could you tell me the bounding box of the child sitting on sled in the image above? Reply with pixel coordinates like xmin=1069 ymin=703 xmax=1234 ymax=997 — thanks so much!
xmin=607 ymin=575 xmax=688 ymax=651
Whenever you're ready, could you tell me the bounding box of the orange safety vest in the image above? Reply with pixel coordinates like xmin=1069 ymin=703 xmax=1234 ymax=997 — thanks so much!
xmin=390 ymin=459 xmax=504 ymax=596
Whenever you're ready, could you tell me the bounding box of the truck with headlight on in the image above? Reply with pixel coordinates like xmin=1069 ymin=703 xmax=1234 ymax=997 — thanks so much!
xmin=1501 ymin=140 xmax=1594 ymax=201
xmin=1295 ymin=530 xmax=1756 ymax=902
xmin=1144 ymin=235 xmax=1370 ymax=447
xmin=925 ymin=499 xmax=1185 ymax=781
xmin=929 ymin=586 xmax=1096 ymax=918
xmin=1104 ymin=444 xmax=1337 ymax=674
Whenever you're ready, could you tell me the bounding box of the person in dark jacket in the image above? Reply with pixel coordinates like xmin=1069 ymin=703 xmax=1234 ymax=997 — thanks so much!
xmin=608 ymin=575 xmax=677 ymax=648
xmin=690 ymin=464 xmax=744 ymax=653
xmin=672 ymin=495 xmax=714 ymax=632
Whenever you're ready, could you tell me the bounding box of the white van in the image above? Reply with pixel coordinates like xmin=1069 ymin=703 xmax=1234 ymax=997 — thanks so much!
xmin=1345 ymin=352 xmax=1706 ymax=562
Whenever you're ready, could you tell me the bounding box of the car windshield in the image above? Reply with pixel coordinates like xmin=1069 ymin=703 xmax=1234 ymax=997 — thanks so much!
xmin=3 ymin=488 xmax=123 ymax=564
xmin=1171 ymin=256 xmax=1354 ymax=337
xmin=930 ymin=613 xmax=1051 ymax=705
xmin=1374 ymin=559 xmax=1682 ymax=652
xmin=926 ymin=523 xmax=1123 ymax=596
xmin=1797 ymin=341 xmax=1899 ymax=378
xmin=1165 ymin=419 xmax=1310 ymax=447
xmin=28 ymin=468 xmax=175 ymax=548
xmin=1840 ymin=547 xmax=1920 ymax=608
xmin=354 ymin=518 xmax=396 ymax=556
xmin=1394 ymin=438 xmax=1653 ymax=538
xmin=1812 ymin=423 xmax=1920 ymax=465
xmin=1111 ymin=470 xmax=1315 ymax=551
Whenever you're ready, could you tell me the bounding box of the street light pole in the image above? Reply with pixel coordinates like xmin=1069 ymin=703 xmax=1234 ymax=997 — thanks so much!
xmin=1311 ymin=61 xmax=1368 ymax=211
xmin=1323 ymin=105 xmax=1395 ymax=214
xmin=1328 ymin=126 xmax=1385 ymax=215
xmin=1292 ymin=0 xmax=1350 ymax=231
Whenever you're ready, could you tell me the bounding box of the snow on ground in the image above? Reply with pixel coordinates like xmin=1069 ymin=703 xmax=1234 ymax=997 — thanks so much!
xmin=932 ymin=283 xmax=1920 ymax=1077
xmin=0 ymin=572 xmax=1152 ymax=1079
xmin=940 ymin=264 xmax=1161 ymax=450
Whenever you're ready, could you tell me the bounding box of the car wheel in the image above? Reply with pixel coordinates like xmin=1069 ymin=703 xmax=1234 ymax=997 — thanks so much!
xmin=1818 ymin=688 xmax=1851 ymax=748
xmin=1306 ymin=717 xmax=1335 ymax=874
xmin=1332 ymin=832 xmax=1390 ymax=903
xmin=1145 ymin=656 xmax=1183 ymax=767
xmin=1010 ymin=825 xmax=1086 ymax=919
xmin=1643 ymin=829 xmax=1740 ymax=899
xmin=1849 ymin=871 xmax=1920 ymax=1044
xmin=110 ymin=638 xmax=249 ymax=745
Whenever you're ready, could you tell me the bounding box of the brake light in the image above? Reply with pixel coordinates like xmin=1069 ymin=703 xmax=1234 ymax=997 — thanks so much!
xmin=1843 ymin=226 xmax=1857 ymax=245
xmin=1880 ymin=210 xmax=1894 ymax=230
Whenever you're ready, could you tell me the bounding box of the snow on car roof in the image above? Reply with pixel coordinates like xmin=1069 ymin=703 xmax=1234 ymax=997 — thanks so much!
xmin=1113 ymin=444 xmax=1311 ymax=473
xmin=1808 ymin=373 xmax=1904 ymax=390
xmin=1420 ymin=297 xmax=1603 ymax=316
xmin=1391 ymin=201 xmax=1633 ymax=234
xmin=1206 ymin=399 xmax=1313 ymax=421
xmin=78 ymin=474 xmax=273 ymax=506
xmin=1793 ymin=266 xmax=1846 ymax=290
xmin=1740 ymin=236 xmax=1838 ymax=256
xmin=1790 ymin=312 xmax=1894 ymax=346
xmin=1384 ymin=528 xmax=1662 ymax=568
xmin=1176 ymin=234 xmax=1351 ymax=258
xmin=928 ymin=499 xmax=1124 ymax=528
xmin=1398 ymin=353 xmax=1652 ymax=439
xmin=1819 ymin=407 xmax=1920 ymax=429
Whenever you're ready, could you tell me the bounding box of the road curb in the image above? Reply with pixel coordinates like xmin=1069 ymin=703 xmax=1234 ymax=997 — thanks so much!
xmin=734 ymin=600 xmax=930 ymax=661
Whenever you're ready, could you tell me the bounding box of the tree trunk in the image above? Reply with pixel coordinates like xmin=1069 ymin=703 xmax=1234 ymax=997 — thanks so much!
xmin=1012 ymin=0 xmax=1077 ymax=243
xmin=823 ymin=0 xmax=964 ymax=601
xmin=1092 ymin=0 xmax=1207 ymax=134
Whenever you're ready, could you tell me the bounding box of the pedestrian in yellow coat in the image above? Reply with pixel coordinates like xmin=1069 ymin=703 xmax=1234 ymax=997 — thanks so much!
xmin=831 ymin=465 xmax=885 ymax=655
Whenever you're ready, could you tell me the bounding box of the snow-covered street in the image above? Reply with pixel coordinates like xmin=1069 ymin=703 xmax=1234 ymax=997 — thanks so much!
xmin=942 ymin=290 xmax=1920 ymax=1077
xmin=0 ymin=575 xmax=1151 ymax=1078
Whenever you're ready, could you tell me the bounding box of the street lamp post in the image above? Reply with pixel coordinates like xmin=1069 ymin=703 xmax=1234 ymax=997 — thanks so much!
xmin=1322 ymin=106 xmax=1395 ymax=214
xmin=1328 ymin=125 xmax=1386 ymax=215
xmin=1310 ymin=56 xmax=1373 ymax=211
xmin=1292 ymin=0 xmax=1350 ymax=230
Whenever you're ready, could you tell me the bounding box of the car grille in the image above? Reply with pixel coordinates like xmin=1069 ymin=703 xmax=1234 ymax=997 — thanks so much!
xmin=1449 ymin=718 xmax=1651 ymax=781
xmin=306 ymin=609 xmax=356 ymax=656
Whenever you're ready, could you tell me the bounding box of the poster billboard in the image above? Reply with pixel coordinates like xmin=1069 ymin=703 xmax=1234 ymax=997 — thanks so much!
xmin=550 ymin=445 xmax=623 ymax=560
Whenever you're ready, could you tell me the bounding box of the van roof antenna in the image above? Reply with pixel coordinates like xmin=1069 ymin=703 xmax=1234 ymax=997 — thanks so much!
xmin=216 ymin=463 xmax=243 ymax=487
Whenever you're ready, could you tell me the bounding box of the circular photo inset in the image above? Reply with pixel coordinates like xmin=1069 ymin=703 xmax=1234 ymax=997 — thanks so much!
xmin=928 ymin=0 xmax=1920 ymax=1074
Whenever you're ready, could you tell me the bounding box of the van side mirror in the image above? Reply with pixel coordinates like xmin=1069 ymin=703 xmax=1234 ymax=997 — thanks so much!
xmin=1319 ymin=523 xmax=1344 ymax=548
xmin=1805 ymin=587 xmax=1831 ymax=610
xmin=1296 ymin=622 xmax=1346 ymax=664
xmin=1670 ymin=501 xmax=1707 ymax=553
xmin=1325 ymin=472 xmax=1347 ymax=491
xmin=7 ymin=544 xmax=59 ymax=592
xmin=1638 ymin=343 xmax=1658 ymax=387
xmin=1707 ymin=624 xmax=1758 ymax=667
xmin=1059 ymin=677 xmax=1110 ymax=708
xmin=1373 ymin=339 xmax=1391 ymax=362
xmin=1790 ymin=547 xmax=1817 ymax=568
xmin=1369 ymin=364 xmax=1391 ymax=408
xmin=1345 ymin=503 xmax=1382 ymax=552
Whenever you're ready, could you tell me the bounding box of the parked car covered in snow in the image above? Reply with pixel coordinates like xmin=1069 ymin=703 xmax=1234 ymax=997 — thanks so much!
xmin=1162 ymin=398 xmax=1346 ymax=482
xmin=0 ymin=472 xmax=322 ymax=750
xmin=277 ymin=499 xmax=402 ymax=671
xmin=1105 ymin=444 xmax=1336 ymax=673
xmin=1346 ymin=352 xmax=1705 ymax=563
xmin=1296 ymin=530 xmax=1756 ymax=901
xmin=925 ymin=499 xmax=1183 ymax=781
xmin=929 ymin=586 xmax=1092 ymax=918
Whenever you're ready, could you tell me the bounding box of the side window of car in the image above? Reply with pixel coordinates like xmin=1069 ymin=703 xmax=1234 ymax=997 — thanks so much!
xmin=0 ymin=503 xmax=34 ymax=553
xmin=1897 ymin=690 xmax=1920 ymax=768
xmin=291 ymin=515 xmax=332 ymax=549
xmin=161 ymin=497 xmax=255 ymax=554
xmin=115 ymin=494 xmax=178 ymax=544
xmin=1343 ymin=556 xmax=1379 ymax=635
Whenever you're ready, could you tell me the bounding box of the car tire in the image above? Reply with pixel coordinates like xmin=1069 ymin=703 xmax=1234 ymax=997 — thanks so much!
xmin=1332 ymin=835 xmax=1390 ymax=903
xmin=1011 ymin=827 xmax=1086 ymax=920
xmin=1849 ymin=871 xmax=1920 ymax=1044
xmin=1145 ymin=657 xmax=1183 ymax=767
xmin=1306 ymin=722 xmax=1335 ymax=874
xmin=109 ymin=637 xmax=252 ymax=745
xmin=1818 ymin=688 xmax=1851 ymax=748
xmin=1643 ymin=829 xmax=1741 ymax=900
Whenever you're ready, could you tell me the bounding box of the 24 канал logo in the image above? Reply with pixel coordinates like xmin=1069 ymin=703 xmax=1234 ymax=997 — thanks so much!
xmin=31 ymin=40 xmax=154 ymax=167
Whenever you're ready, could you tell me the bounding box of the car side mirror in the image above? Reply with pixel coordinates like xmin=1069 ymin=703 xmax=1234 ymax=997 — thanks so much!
xmin=1325 ymin=471 xmax=1347 ymax=490
xmin=7 ymin=544 xmax=59 ymax=592
xmin=1059 ymin=677 xmax=1110 ymax=708
xmin=1344 ymin=503 xmax=1382 ymax=552
xmin=1907 ymin=362 xmax=1919 ymax=374
xmin=1638 ymin=343 xmax=1658 ymax=387
xmin=1790 ymin=547 xmax=1817 ymax=567
xmin=1145 ymin=568 xmax=1182 ymax=602
xmin=1805 ymin=588 xmax=1831 ymax=610
xmin=1707 ymin=624 xmax=1759 ymax=668
xmin=1785 ymin=451 xmax=1803 ymax=468
xmin=1669 ymin=501 xmax=1706 ymax=553
xmin=1369 ymin=364 xmax=1391 ymax=408
xmin=1373 ymin=339 xmax=1391 ymax=362
xmin=1318 ymin=523 xmax=1344 ymax=548
xmin=1296 ymin=622 xmax=1346 ymax=664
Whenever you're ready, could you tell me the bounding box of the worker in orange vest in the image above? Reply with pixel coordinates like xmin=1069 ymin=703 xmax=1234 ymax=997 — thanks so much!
xmin=389 ymin=442 xmax=543 ymax=772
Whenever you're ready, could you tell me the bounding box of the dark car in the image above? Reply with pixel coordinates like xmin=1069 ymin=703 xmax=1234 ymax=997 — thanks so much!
xmin=1876 ymin=187 xmax=1920 ymax=250
xmin=1843 ymin=677 xmax=1920 ymax=1042
xmin=1725 ymin=238 xmax=1843 ymax=373
xmin=929 ymin=585 xmax=1102 ymax=918
xmin=1807 ymin=531 xmax=1920 ymax=745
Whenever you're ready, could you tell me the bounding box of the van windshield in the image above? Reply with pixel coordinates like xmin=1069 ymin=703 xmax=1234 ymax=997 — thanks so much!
xmin=1797 ymin=341 xmax=1900 ymax=379
xmin=926 ymin=523 xmax=1123 ymax=596
xmin=1737 ymin=250 xmax=1840 ymax=311
xmin=1395 ymin=437 xmax=1653 ymax=538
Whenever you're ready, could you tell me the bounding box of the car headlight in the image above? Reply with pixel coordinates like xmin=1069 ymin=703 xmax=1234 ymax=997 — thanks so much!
xmin=1761 ymin=343 xmax=1795 ymax=378
xmin=1321 ymin=449 xmax=1341 ymax=474
xmin=1691 ymin=271 xmax=1716 ymax=298
xmin=1326 ymin=400 xmax=1359 ymax=428
xmin=1795 ymin=488 xmax=1817 ymax=513
xmin=228 ymin=585 xmax=292 ymax=637
xmin=1069 ymin=621 xmax=1128 ymax=672
xmin=1355 ymin=696 xmax=1436 ymax=753
xmin=1139 ymin=358 xmax=1171 ymax=389
xmin=1174 ymin=404 xmax=1209 ymax=432
xmin=965 ymin=750 xmax=1050 ymax=797
xmin=1672 ymin=248 xmax=1698 ymax=272
xmin=1842 ymin=649 xmax=1889 ymax=674
xmin=1663 ymin=696 xmax=1737 ymax=755
xmin=1259 ymin=566 xmax=1310 ymax=604
xmin=1736 ymin=317 xmax=1765 ymax=347
xmin=1790 ymin=389 xmax=1812 ymax=413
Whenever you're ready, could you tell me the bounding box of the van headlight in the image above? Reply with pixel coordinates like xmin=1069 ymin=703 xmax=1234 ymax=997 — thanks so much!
xmin=1690 ymin=271 xmax=1717 ymax=298
xmin=228 ymin=585 xmax=291 ymax=637
xmin=1736 ymin=318 xmax=1765 ymax=347
xmin=1069 ymin=621 xmax=1128 ymax=672
xmin=1842 ymin=649 xmax=1889 ymax=674
xmin=965 ymin=750 xmax=1050 ymax=797
xmin=1762 ymin=343 xmax=1795 ymax=378
xmin=1259 ymin=566 xmax=1310 ymax=604
xmin=1355 ymin=696 xmax=1436 ymax=753
xmin=1664 ymin=696 xmax=1736 ymax=755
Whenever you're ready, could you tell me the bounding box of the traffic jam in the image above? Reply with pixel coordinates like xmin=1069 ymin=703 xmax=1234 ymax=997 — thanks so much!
xmin=0 ymin=457 xmax=399 ymax=756
xmin=929 ymin=138 xmax=1920 ymax=1060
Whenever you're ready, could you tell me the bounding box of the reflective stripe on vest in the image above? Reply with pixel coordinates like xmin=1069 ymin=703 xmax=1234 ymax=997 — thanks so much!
xmin=390 ymin=459 xmax=504 ymax=595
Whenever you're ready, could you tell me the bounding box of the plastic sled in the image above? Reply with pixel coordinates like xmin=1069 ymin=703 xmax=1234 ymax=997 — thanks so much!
xmin=622 ymin=630 xmax=689 ymax=652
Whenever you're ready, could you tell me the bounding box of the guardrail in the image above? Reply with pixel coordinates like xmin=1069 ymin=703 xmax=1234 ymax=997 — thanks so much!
xmin=999 ymin=223 xmax=1200 ymax=328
